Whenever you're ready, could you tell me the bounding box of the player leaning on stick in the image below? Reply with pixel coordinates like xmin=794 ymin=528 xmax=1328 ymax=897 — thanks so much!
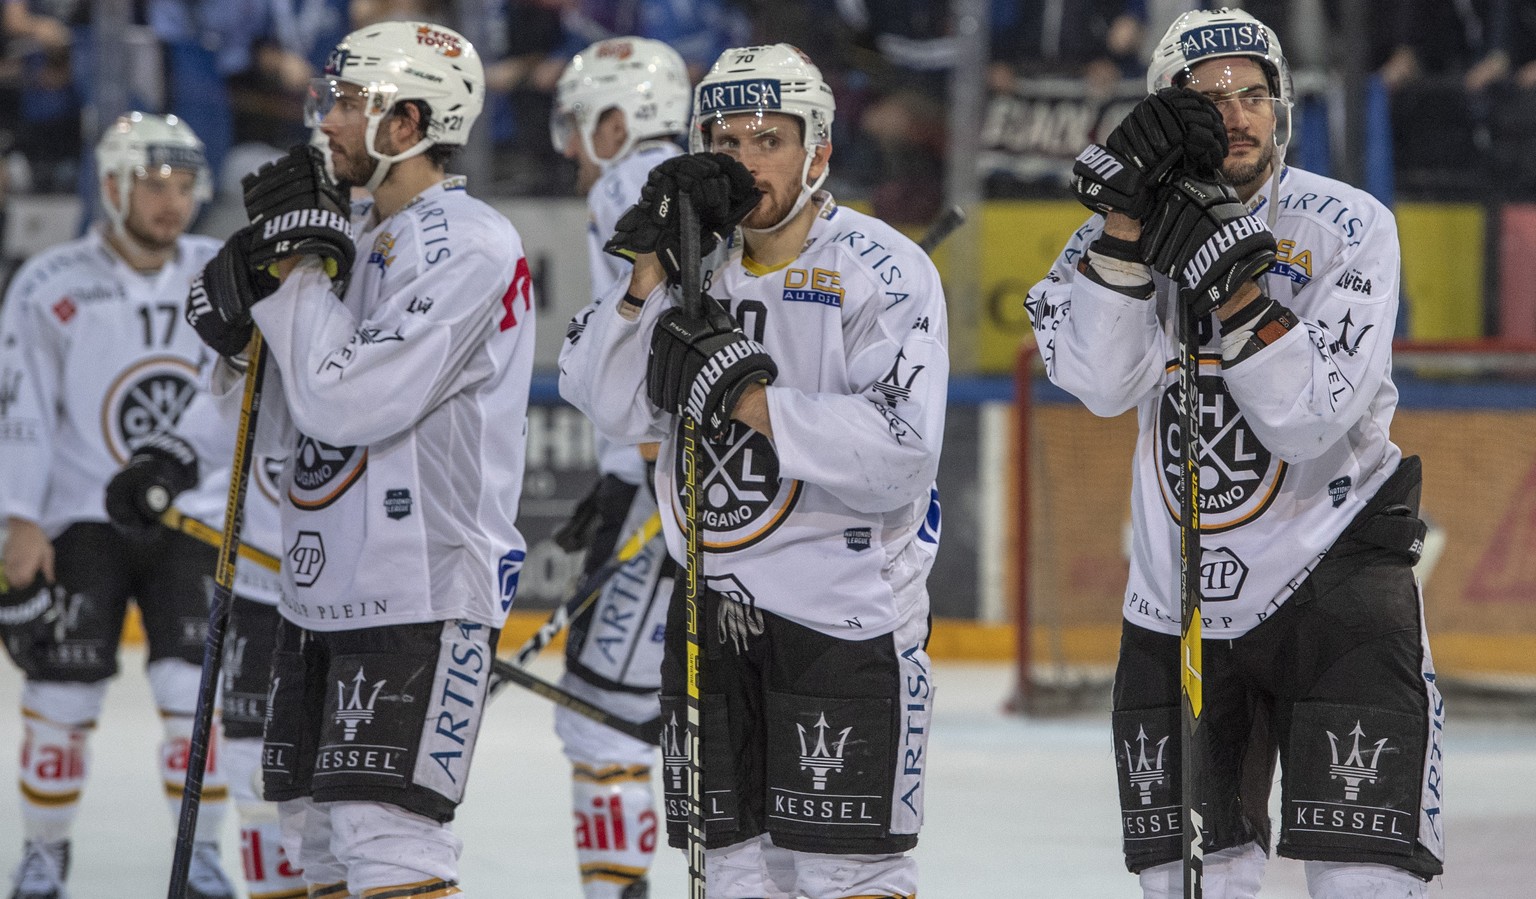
xmin=551 ymin=37 xmax=691 ymax=899
xmin=182 ymin=20 xmax=536 ymax=898
xmin=0 ymin=113 xmax=241 ymax=899
xmin=562 ymin=42 xmax=947 ymax=898
xmin=1025 ymin=7 xmax=1445 ymax=898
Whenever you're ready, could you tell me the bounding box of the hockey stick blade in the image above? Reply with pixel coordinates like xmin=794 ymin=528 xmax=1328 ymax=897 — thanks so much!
xmin=918 ymin=204 xmax=967 ymax=254
xmin=489 ymin=657 xmax=661 ymax=745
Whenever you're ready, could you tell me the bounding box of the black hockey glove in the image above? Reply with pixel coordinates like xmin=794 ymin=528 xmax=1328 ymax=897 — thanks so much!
xmin=1140 ymin=174 xmax=1277 ymax=318
xmin=1072 ymin=88 xmax=1227 ymax=220
xmin=0 ymin=575 xmax=65 ymax=678
xmin=242 ymin=144 xmax=355 ymax=284
xmin=647 ymin=297 xmax=777 ymax=441
xmin=605 ymin=153 xmax=762 ymax=283
xmin=104 ymin=431 xmax=200 ymax=540
xmin=185 ymin=227 xmax=275 ymax=358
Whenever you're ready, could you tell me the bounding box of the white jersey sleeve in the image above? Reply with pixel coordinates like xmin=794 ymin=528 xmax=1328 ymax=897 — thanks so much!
xmin=1026 ymin=166 xmax=1405 ymax=639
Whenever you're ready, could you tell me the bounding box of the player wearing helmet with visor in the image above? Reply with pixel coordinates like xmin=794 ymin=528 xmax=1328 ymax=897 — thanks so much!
xmin=97 ymin=112 xmax=213 ymax=263
xmin=1030 ymin=7 xmax=1444 ymax=898
xmin=562 ymin=42 xmax=948 ymax=898
xmin=1 ymin=112 xmax=234 ymax=899
xmin=183 ymin=21 xmax=536 ymax=899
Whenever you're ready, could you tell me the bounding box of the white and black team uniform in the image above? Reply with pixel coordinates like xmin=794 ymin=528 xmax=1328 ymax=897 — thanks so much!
xmin=558 ymin=141 xmax=682 ymax=894
xmin=564 ymin=193 xmax=946 ymax=895
xmin=0 ymin=229 xmax=234 ymax=862
xmin=215 ymin=176 xmax=536 ymax=893
xmin=1028 ymin=164 xmax=1446 ymax=885
xmin=171 ymin=378 xmax=305 ymax=898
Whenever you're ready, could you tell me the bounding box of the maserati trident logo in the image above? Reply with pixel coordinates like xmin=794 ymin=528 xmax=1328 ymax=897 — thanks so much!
xmin=797 ymin=713 xmax=852 ymax=791
xmin=1124 ymin=725 xmax=1169 ymax=805
xmin=334 ymin=668 xmax=386 ymax=741
xmin=1327 ymin=721 xmax=1388 ymax=801
xmin=661 ymin=711 xmax=691 ymax=791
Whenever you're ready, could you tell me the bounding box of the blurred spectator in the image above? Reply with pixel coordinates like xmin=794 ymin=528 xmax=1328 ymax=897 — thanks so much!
xmin=834 ymin=0 xmax=957 ymax=224
xmin=558 ymin=0 xmax=750 ymax=78
xmin=351 ymin=0 xmax=451 ymax=26
xmin=222 ymin=0 xmax=350 ymax=187
xmin=481 ymin=0 xmax=571 ymax=194
xmin=4 ymin=0 xmax=81 ymax=193
xmin=992 ymin=0 xmax=1143 ymax=90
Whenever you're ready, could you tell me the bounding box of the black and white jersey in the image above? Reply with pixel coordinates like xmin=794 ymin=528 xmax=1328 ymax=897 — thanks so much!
xmin=1027 ymin=165 xmax=1405 ymax=639
xmin=223 ymin=177 xmax=537 ymax=632
xmin=0 ymin=229 xmax=220 ymax=535
xmin=563 ymin=194 xmax=948 ymax=639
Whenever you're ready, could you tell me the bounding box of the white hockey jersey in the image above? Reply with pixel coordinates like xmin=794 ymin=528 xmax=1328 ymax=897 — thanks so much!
xmin=562 ymin=194 xmax=948 ymax=638
xmin=0 ymin=229 xmax=221 ymax=536
xmin=224 ymin=177 xmax=537 ymax=632
xmin=1027 ymin=165 xmax=1405 ymax=639
xmin=580 ymin=140 xmax=681 ymax=485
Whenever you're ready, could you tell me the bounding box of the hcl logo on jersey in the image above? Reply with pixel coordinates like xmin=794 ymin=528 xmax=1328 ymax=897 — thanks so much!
xmin=697 ymin=79 xmax=782 ymax=116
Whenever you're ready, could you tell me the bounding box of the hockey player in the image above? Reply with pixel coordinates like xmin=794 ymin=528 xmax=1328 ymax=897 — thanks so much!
xmin=550 ymin=37 xmax=690 ymax=899
xmin=182 ymin=21 xmax=536 ymax=898
xmin=1027 ymin=7 xmax=1444 ymax=898
xmin=0 ymin=113 xmax=238 ymax=899
xmin=104 ymin=373 xmax=303 ymax=899
xmin=562 ymin=43 xmax=946 ymax=898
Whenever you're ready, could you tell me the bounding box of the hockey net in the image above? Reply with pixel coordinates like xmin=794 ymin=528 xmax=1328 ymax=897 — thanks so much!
xmin=1006 ymin=339 xmax=1536 ymax=715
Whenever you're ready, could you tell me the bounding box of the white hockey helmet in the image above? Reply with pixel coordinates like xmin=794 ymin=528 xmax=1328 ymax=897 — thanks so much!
xmin=552 ymin=37 xmax=690 ymax=167
xmin=1147 ymin=7 xmax=1292 ymax=147
xmin=95 ymin=112 xmax=211 ymax=236
xmin=691 ymin=44 xmax=835 ymax=232
xmin=308 ymin=21 xmax=484 ymax=189
xmin=691 ymin=43 xmax=834 ymax=155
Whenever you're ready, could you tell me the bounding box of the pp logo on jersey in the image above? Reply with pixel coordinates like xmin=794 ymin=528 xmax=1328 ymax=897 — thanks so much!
xmin=1156 ymin=358 xmax=1285 ymax=532
xmin=288 ymin=531 xmax=326 ymax=587
xmin=676 ymin=428 xmax=800 ymax=551
xmin=100 ymin=355 xmax=199 ymax=463
xmin=1198 ymin=546 xmax=1248 ymax=601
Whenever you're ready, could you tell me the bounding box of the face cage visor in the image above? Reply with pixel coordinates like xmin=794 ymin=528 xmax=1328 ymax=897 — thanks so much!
xmin=306 ymin=77 xmax=399 ymax=129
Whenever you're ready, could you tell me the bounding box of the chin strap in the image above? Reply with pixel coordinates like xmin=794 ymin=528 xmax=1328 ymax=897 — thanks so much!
xmin=742 ymin=152 xmax=828 ymax=236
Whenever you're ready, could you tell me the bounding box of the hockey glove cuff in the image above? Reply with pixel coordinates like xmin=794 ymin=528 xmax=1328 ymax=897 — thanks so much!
xmin=1140 ymin=174 xmax=1277 ymax=318
xmin=186 ymin=229 xmax=276 ymax=358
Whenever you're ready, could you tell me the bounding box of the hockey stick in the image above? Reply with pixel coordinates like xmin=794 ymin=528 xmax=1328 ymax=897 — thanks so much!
xmin=1175 ymin=296 xmax=1207 ymax=899
xmin=487 ymin=658 xmax=662 ymax=745
xmin=168 ymin=337 xmax=267 ymax=899
xmin=503 ymin=511 xmax=662 ymax=670
xmin=918 ymin=204 xmax=967 ymax=254
xmin=677 ymin=192 xmax=708 ymax=897
xmin=158 ymin=507 xmax=281 ymax=572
